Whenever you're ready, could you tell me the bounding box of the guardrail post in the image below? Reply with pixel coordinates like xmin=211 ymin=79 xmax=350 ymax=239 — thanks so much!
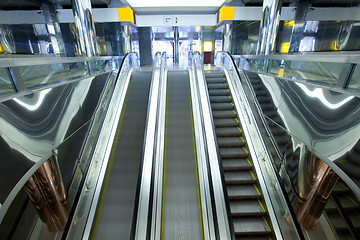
xmin=6 ymin=67 xmax=25 ymax=92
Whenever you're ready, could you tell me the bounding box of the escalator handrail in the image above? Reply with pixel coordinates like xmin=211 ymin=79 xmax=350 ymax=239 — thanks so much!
xmin=134 ymin=51 xmax=167 ymax=239
xmin=215 ymin=51 xmax=304 ymax=240
xmin=191 ymin=52 xmax=232 ymax=240
xmin=59 ymin=52 xmax=140 ymax=239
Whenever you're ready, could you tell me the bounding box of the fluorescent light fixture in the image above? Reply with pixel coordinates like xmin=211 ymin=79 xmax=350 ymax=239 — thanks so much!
xmin=126 ymin=0 xmax=226 ymax=8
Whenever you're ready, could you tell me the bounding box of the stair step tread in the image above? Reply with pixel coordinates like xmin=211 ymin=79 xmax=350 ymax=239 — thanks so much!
xmin=222 ymin=158 xmax=251 ymax=170
xmin=233 ymin=217 xmax=271 ymax=235
xmin=225 ymin=171 xmax=256 ymax=184
xmin=220 ymin=147 xmax=249 ymax=159
xmin=227 ymin=185 xmax=261 ymax=199
xmin=215 ymin=118 xmax=239 ymax=127
xmin=218 ymin=137 xmax=246 ymax=147
xmin=209 ymin=89 xmax=231 ymax=96
xmin=213 ymin=110 xmax=237 ymax=119
xmin=207 ymin=83 xmax=228 ymax=89
xmin=230 ymin=200 xmax=266 ymax=216
xmin=216 ymin=127 xmax=242 ymax=137
xmin=210 ymin=96 xmax=232 ymax=103
xmin=211 ymin=102 xmax=234 ymax=110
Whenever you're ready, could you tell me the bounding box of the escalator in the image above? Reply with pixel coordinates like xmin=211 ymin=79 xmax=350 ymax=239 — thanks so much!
xmin=161 ymin=70 xmax=202 ymax=239
xmin=90 ymin=70 xmax=152 ymax=239
xmin=204 ymin=70 xmax=274 ymax=239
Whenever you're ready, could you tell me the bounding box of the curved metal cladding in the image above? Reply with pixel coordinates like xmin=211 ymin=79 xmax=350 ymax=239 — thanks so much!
xmin=244 ymin=71 xmax=360 ymax=190
xmin=0 ymin=73 xmax=110 ymax=205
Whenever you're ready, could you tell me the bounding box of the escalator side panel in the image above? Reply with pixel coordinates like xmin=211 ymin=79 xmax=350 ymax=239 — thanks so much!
xmin=91 ymin=71 xmax=152 ymax=239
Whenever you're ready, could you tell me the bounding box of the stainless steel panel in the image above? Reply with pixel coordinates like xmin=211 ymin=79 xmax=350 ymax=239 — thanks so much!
xmin=0 ymin=73 xmax=109 ymax=206
xmin=245 ymin=70 xmax=360 ymax=192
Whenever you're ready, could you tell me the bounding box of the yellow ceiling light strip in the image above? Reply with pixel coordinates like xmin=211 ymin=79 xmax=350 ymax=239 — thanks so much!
xmin=118 ymin=7 xmax=135 ymax=23
xmin=218 ymin=6 xmax=235 ymax=22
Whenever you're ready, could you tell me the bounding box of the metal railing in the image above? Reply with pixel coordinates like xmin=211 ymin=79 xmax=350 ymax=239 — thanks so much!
xmin=0 ymin=55 xmax=124 ymax=100
xmin=229 ymin=53 xmax=360 ymax=93
xmin=135 ymin=51 xmax=167 ymax=240
xmin=189 ymin=52 xmax=232 ymax=240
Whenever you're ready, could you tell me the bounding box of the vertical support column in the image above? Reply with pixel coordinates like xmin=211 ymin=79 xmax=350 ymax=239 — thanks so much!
xmin=289 ymin=0 xmax=310 ymax=53
xmin=257 ymin=0 xmax=282 ymax=55
xmin=0 ymin=26 xmax=15 ymax=54
xmin=138 ymin=27 xmax=153 ymax=66
xmin=295 ymin=154 xmax=338 ymax=230
xmin=223 ymin=23 xmax=232 ymax=53
xmin=71 ymin=0 xmax=98 ymax=57
xmin=122 ymin=25 xmax=132 ymax=55
xmin=41 ymin=2 xmax=66 ymax=56
xmin=25 ymin=156 xmax=68 ymax=231
xmin=174 ymin=26 xmax=179 ymax=64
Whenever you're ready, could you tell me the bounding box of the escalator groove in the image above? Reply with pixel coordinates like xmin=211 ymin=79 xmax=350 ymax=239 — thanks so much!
xmin=204 ymin=70 xmax=274 ymax=239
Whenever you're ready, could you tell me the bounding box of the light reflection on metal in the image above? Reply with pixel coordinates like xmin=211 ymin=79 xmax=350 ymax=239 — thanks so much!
xmin=71 ymin=0 xmax=98 ymax=57
xmin=25 ymin=156 xmax=69 ymax=231
xmin=337 ymin=22 xmax=360 ymax=51
xmin=288 ymin=0 xmax=310 ymax=53
xmin=295 ymin=82 xmax=354 ymax=109
xmin=41 ymin=2 xmax=66 ymax=56
xmin=295 ymin=154 xmax=338 ymax=230
xmin=13 ymin=89 xmax=52 ymax=111
xmin=121 ymin=25 xmax=132 ymax=54
xmin=257 ymin=0 xmax=282 ymax=55
xmin=174 ymin=26 xmax=179 ymax=64
xmin=222 ymin=23 xmax=232 ymax=53
xmin=0 ymin=26 xmax=15 ymax=54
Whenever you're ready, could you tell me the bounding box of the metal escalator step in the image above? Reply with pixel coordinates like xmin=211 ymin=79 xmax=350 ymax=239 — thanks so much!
xmin=257 ymin=96 xmax=271 ymax=104
xmin=333 ymin=182 xmax=349 ymax=195
xmin=210 ymin=96 xmax=232 ymax=103
xmin=347 ymin=150 xmax=360 ymax=165
xmin=235 ymin=236 xmax=271 ymax=240
xmin=263 ymin=110 xmax=277 ymax=118
xmin=233 ymin=216 xmax=271 ymax=236
xmin=325 ymin=211 xmax=349 ymax=231
xmin=216 ymin=127 xmax=242 ymax=137
xmin=222 ymin=158 xmax=251 ymax=171
xmin=213 ymin=110 xmax=237 ymax=119
xmin=208 ymin=89 xmax=230 ymax=96
xmin=227 ymin=185 xmax=261 ymax=200
xmin=324 ymin=199 xmax=337 ymax=212
xmin=254 ymin=90 xmax=268 ymax=97
xmin=211 ymin=103 xmax=234 ymax=110
xmin=252 ymin=85 xmax=262 ymax=91
xmin=220 ymin=147 xmax=249 ymax=159
xmin=336 ymin=195 xmax=359 ymax=210
xmin=224 ymin=171 xmax=256 ymax=184
xmin=207 ymin=83 xmax=228 ymax=89
xmin=214 ymin=118 xmax=239 ymax=127
xmin=260 ymin=103 xmax=274 ymax=111
xmin=206 ymin=78 xmax=227 ymax=84
xmin=218 ymin=137 xmax=246 ymax=147
xmin=274 ymin=135 xmax=289 ymax=145
xmin=205 ymin=73 xmax=225 ymax=78
xmin=230 ymin=200 xmax=266 ymax=217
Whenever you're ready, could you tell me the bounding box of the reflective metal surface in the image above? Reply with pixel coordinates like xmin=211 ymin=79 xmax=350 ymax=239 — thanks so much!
xmin=135 ymin=52 xmax=164 ymax=239
xmin=215 ymin=51 xmax=312 ymax=239
xmin=71 ymin=0 xmax=98 ymax=57
xmin=63 ymin=53 xmax=139 ymax=239
xmin=25 ymin=156 xmax=69 ymax=232
xmin=193 ymin=52 xmax=231 ymax=239
xmin=188 ymin=52 xmax=216 ymax=240
xmin=257 ymin=0 xmax=282 ymax=55
xmin=0 ymin=58 xmax=117 ymax=227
